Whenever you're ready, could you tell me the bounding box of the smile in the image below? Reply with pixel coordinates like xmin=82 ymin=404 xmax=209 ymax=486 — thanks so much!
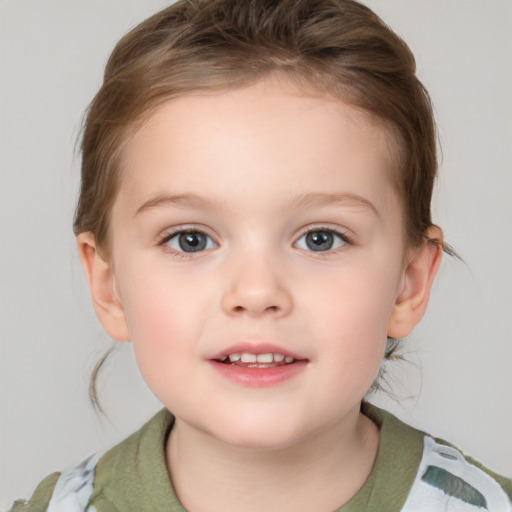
xmin=210 ymin=346 xmax=307 ymax=386
xmin=219 ymin=353 xmax=295 ymax=367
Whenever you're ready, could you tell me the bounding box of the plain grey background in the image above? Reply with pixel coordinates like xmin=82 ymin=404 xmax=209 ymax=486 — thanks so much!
xmin=1 ymin=0 xmax=511 ymax=507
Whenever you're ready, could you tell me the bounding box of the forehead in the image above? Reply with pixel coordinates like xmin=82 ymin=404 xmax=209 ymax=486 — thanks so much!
xmin=116 ymin=79 xmax=399 ymax=219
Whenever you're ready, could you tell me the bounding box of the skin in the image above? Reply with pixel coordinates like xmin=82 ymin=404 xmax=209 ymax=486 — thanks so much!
xmin=78 ymin=78 xmax=442 ymax=511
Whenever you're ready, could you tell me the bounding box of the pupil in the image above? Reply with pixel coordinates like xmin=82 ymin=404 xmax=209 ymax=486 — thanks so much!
xmin=179 ymin=232 xmax=207 ymax=252
xmin=306 ymin=231 xmax=333 ymax=251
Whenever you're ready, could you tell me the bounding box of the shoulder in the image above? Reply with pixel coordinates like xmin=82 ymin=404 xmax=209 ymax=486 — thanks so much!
xmin=7 ymin=454 xmax=101 ymax=512
xmin=364 ymin=403 xmax=512 ymax=512
xmin=403 ymin=435 xmax=512 ymax=511
xmin=7 ymin=409 xmax=174 ymax=512
xmin=7 ymin=473 xmax=60 ymax=512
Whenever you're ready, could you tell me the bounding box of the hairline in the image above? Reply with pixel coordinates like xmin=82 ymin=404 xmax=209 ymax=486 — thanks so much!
xmin=86 ymin=72 xmax=409 ymax=259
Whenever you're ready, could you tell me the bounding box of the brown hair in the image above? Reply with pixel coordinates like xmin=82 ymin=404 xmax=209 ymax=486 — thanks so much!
xmin=74 ymin=0 xmax=445 ymax=250
xmin=75 ymin=0 xmax=450 ymax=407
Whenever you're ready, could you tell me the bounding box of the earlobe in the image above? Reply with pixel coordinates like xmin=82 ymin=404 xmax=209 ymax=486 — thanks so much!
xmin=387 ymin=226 xmax=443 ymax=339
xmin=77 ymin=232 xmax=130 ymax=341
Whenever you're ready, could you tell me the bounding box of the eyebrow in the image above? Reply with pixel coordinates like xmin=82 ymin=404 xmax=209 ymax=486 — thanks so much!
xmin=135 ymin=191 xmax=378 ymax=217
xmin=135 ymin=193 xmax=225 ymax=216
xmin=287 ymin=192 xmax=379 ymax=217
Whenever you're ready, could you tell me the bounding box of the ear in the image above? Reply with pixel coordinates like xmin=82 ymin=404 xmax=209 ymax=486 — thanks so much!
xmin=387 ymin=226 xmax=443 ymax=338
xmin=77 ymin=232 xmax=130 ymax=341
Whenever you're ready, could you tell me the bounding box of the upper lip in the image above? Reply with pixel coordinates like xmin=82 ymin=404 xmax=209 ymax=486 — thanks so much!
xmin=210 ymin=342 xmax=306 ymax=361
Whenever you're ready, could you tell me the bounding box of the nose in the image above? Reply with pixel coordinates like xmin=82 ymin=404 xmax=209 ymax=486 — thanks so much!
xmin=221 ymin=253 xmax=293 ymax=318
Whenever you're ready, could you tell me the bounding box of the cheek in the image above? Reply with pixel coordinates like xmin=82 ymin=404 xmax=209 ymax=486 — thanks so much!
xmin=301 ymin=262 xmax=401 ymax=380
xmin=117 ymin=270 xmax=206 ymax=391
xmin=305 ymin=260 xmax=400 ymax=335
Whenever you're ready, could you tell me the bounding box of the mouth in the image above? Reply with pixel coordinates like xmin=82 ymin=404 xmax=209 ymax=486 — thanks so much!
xmin=209 ymin=345 xmax=308 ymax=386
xmin=216 ymin=352 xmax=297 ymax=368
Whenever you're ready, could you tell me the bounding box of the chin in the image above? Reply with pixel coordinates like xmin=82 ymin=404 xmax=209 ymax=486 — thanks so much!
xmin=203 ymin=415 xmax=316 ymax=452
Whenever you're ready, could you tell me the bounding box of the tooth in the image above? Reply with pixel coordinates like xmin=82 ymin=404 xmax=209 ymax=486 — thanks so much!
xmin=220 ymin=356 xmax=227 ymax=361
xmin=256 ymin=353 xmax=273 ymax=363
xmin=284 ymin=356 xmax=294 ymax=364
xmin=229 ymin=353 xmax=241 ymax=362
xmin=273 ymin=354 xmax=284 ymax=362
xmin=241 ymin=353 xmax=257 ymax=363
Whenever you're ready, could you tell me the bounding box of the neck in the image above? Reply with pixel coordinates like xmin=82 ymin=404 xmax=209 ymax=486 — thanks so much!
xmin=166 ymin=407 xmax=380 ymax=512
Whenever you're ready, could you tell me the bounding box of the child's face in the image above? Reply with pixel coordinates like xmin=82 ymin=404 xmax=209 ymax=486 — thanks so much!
xmin=89 ymin=79 xmax=425 ymax=449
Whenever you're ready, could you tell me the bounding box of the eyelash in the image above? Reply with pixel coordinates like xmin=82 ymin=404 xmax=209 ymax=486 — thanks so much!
xmin=294 ymin=226 xmax=353 ymax=255
xmin=158 ymin=228 xmax=217 ymax=260
xmin=157 ymin=226 xmax=353 ymax=260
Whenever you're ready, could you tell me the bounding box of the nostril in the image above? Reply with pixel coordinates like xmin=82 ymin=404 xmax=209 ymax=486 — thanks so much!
xmin=222 ymin=283 xmax=293 ymax=318
xmin=232 ymin=304 xmax=280 ymax=314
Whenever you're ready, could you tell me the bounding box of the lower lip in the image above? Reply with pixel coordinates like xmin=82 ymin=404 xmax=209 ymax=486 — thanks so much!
xmin=209 ymin=360 xmax=308 ymax=387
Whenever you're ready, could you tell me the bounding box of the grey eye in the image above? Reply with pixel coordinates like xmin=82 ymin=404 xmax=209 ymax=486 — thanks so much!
xmin=295 ymin=230 xmax=345 ymax=252
xmin=165 ymin=231 xmax=216 ymax=253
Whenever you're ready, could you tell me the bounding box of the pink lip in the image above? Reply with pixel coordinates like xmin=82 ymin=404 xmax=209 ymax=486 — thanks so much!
xmin=208 ymin=342 xmax=308 ymax=387
xmin=209 ymin=360 xmax=308 ymax=387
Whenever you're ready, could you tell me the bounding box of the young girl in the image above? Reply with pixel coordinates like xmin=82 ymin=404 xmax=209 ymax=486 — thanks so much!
xmin=7 ymin=0 xmax=511 ymax=511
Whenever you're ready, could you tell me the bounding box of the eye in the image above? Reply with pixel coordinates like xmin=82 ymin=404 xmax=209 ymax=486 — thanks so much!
xmin=294 ymin=229 xmax=348 ymax=252
xmin=162 ymin=230 xmax=217 ymax=253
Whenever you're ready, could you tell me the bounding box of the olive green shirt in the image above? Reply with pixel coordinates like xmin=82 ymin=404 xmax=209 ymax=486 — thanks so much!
xmin=10 ymin=404 xmax=512 ymax=511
